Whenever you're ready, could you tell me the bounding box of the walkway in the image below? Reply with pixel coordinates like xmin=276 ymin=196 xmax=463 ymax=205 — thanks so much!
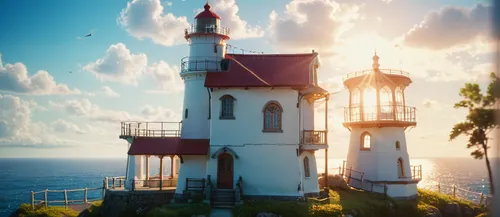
xmin=210 ymin=208 xmax=232 ymax=217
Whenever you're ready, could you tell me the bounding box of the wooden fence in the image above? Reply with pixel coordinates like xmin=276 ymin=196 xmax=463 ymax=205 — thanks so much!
xmin=31 ymin=187 xmax=104 ymax=210
xmin=423 ymin=183 xmax=493 ymax=206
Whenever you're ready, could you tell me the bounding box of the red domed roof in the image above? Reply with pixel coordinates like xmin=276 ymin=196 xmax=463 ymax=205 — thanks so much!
xmin=194 ymin=3 xmax=221 ymax=19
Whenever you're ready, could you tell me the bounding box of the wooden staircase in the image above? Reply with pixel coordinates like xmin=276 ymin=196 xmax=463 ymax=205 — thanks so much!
xmin=210 ymin=189 xmax=236 ymax=208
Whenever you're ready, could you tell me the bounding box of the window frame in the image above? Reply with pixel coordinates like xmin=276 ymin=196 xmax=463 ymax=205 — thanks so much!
xmin=262 ymin=101 xmax=284 ymax=133
xmin=303 ymin=156 xmax=311 ymax=178
xmin=395 ymin=141 xmax=401 ymax=150
xmin=360 ymin=132 xmax=371 ymax=151
xmin=397 ymin=157 xmax=405 ymax=178
xmin=219 ymin=95 xmax=236 ymax=120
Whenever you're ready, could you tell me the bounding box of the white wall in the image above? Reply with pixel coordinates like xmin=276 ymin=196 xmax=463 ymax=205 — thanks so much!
xmin=299 ymin=151 xmax=320 ymax=194
xmin=207 ymin=145 xmax=304 ymax=197
xmin=345 ymin=127 xmax=416 ymax=197
xmin=175 ymin=155 xmax=208 ymax=195
xmin=187 ymin=35 xmax=226 ymax=71
xmin=301 ymin=99 xmax=314 ymax=131
xmin=181 ymin=74 xmax=210 ymax=139
xmin=210 ymin=88 xmax=300 ymax=145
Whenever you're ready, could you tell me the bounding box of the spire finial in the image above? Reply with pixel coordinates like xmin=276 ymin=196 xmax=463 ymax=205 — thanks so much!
xmin=204 ymin=1 xmax=211 ymax=10
xmin=372 ymin=49 xmax=380 ymax=70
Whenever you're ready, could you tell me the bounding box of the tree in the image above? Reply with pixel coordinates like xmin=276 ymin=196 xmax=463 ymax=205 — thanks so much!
xmin=450 ymin=72 xmax=499 ymax=195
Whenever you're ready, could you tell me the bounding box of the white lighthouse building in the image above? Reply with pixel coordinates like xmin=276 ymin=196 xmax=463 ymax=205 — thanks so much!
xmin=342 ymin=53 xmax=421 ymax=199
xmin=120 ymin=3 xmax=331 ymax=207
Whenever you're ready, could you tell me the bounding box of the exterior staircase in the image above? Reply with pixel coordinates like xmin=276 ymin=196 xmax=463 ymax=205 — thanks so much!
xmin=211 ymin=189 xmax=236 ymax=208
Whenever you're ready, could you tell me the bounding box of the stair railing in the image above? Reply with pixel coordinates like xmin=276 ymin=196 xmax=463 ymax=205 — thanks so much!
xmin=235 ymin=176 xmax=243 ymax=203
xmin=205 ymin=175 xmax=213 ymax=202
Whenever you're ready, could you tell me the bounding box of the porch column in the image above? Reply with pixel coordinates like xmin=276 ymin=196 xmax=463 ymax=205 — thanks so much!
xmin=134 ymin=155 xmax=144 ymax=180
xmin=170 ymin=156 xmax=174 ymax=179
xmin=145 ymin=155 xmax=150 ymax=185
xmin=324 ymin=95 xmax=329 ymax=188
xmin=160 ymin=156 xmax=164 ymax=190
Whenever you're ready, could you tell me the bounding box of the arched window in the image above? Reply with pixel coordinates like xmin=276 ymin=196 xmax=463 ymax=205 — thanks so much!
xmin=363 ymin=87 xmax=377 ymax=121
xmin=303 ymin=156 xmax=310 ymax=178
xmin=397 ymin=158 xmax=405 ymax=178
xmin=219 ymin=95 xmax=236 ymax=119
xmin=380 ymin=86 xmax=393 ymax=120
xmin=360 ymin=132 xmax=371 ymax=150
xmin=395 ymin=141 xmax=401 ymax=150
xmin=263 ymin=101 xmax=283 ymax=132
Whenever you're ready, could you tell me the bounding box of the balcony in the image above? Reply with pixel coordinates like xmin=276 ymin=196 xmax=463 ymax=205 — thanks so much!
xmin=300 ymin=130 xmax=328 ymax=150
xmin=180 ymin=56 xmax=224 ymax=73
xmin=343 ymin=105 xmax=416 ymax=128
xmin=342 ymin=69 xmax=410 ymax=82
xmin=185 ymin=25 xmax=230 ymax=38
xmin=120 ymin=121 xmax=182 ymax=139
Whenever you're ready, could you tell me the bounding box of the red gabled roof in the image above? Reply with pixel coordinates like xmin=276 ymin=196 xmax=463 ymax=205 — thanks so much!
xmin=204 ymin=53 xmax=318 ymax=88
xmin=128 ymin=137 xmax=209 ymax=156
xmin=195 ymin=3 xmax=221 ymax=19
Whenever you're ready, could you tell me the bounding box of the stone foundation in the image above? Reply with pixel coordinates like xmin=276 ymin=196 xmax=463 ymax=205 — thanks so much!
xmin=101 ymin=189 xmax=175 ymax=217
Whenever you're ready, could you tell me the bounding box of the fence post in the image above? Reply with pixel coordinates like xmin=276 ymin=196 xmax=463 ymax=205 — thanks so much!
xmin=102 ymin=179 xmax=106 ymax=200
xmin=112 ymin=177 xmax=116 ymax=189
xmin=453 ymin=185 xmax=456 ymax=198
xmin=479 ymin=192 xmax=484 ymax=206
xmin=31 ymin=191 xmax=35 ymax=210
xmin=64 ymin=190 xmax=68 ymax=208
xmin=84 ymin=188 xmax=88 ymax=204
xmin=438 ymin=183 xmax=441 ymax=193
xmin=44 ymin=189 xmax=48 ymax=207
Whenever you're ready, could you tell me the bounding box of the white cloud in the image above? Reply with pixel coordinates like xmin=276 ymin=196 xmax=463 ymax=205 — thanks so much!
xmin=118 ymin=0 xmax=190 ymax=46
xmin=402 ymin=4 xmax=493 ymax=50
xmin=83 ymin=43 xmax=147 ymax=85
xmin=50 ymin=98 xmax=179 ymax=123
xmin=210 ymin=0 xmax=264 ymax=39
xmin=51 ymin=119 xmax=86 ymax=134
xmin=0 ymin=94 xmax=67 ymax=148
xmin=144 ymin=61 xmax=184 ymax=94
xmin=267 ymin=0 xmax=361 ymax=53
xmin=101 ymin=86 xmax=121 ymax=97
xmin=0 ymin=54 xmax=81 ymax=95
xmin=421 ymin=99 xmax=442 ymax=110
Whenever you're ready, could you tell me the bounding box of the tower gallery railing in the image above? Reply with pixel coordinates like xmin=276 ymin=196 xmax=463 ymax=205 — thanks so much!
xmin=180 ymin=56 xmax=224 ymax=72
xmin=120 ymin=121 xmax=182 ymax=137
xmin=185 ymin=25 xmax=230 ymax=36
xmin=342 ymin=69 xmax=410 ymax=81
xmin=343 ymin=105 xmax=416 ymax=123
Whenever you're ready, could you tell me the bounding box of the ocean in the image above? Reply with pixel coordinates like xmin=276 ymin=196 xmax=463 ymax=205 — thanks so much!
xmin=0 ymin=158 xmax=493 ymax=217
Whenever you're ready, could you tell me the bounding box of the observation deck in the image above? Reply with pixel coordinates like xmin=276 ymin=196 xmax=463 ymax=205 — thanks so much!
xmin=184 ymin=24 xmax=230 ymax=40
xmin=119 ymin=121 xmax=182 ymax=139
xmin=343 ymin=105 xmax=416 ymax=129
xmin=180 ymin=56 xmax=225 ymax=73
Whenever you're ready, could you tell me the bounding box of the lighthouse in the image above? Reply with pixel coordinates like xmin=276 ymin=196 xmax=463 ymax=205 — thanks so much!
xmin=342 ymin=52 xmax=421 ymax=199
xmin=180 ymin=3 xmax=230 ymax=139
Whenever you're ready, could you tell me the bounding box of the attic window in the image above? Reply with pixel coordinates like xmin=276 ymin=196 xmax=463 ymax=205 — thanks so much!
xmin=220 ymin=59 xmax=230 ymax=71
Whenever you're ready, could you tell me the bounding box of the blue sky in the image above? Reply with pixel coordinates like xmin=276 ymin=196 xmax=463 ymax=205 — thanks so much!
xmin=0 ymin=0 xmax=496 ymax=159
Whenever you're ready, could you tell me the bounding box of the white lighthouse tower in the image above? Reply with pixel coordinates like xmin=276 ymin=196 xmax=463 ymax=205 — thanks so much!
xmin=174 ymin=3 xmax=230 ymax=195
xmin=342 ymin=53 xmax=421 ymax=199
xmin=180 ymin=3 xmax=230 ymax=139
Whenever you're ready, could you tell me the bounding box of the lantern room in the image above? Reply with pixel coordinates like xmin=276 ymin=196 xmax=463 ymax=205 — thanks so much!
xmin=184 ymin=3 xmax=230 ymax=41
xmin=342 ymin=53 xmax=416 ymax=129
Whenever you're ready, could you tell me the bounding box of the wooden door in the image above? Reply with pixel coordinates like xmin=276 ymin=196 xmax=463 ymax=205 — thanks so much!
xmin=217 ymin=154 xmax=234 ymax=189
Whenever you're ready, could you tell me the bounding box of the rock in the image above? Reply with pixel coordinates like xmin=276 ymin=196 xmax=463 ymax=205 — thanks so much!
xmin=256 ymin=212 xmax=281 ymax=217
xmin=424 ymin=206 xmax=442 ymax=217
xmin=318 ymin=174 xmax=349 ymax=190
xmin=442 ymin=203 xmax=462 ymax=217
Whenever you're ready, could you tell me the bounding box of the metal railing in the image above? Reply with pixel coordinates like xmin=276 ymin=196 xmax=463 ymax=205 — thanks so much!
xmin=301 ymin=130 xmax=328 ymax=145
xmin=120 ymin=121 xmax=182 ymax=137
xmin=423 ymin=183 xmax=493 ymax=206
xmin=107 ymin=176 xmax=126 ymax=189
xmin=410 ymin=165 xmax=422 ymax=181
xmin=131 ymin=178 xmax=178 ymax=191
xmin=185 ymin=25 xmax=230 ymax=36
xmin=343 ymin=68 xmax=410 ymax=81
xmin=180 ymin=56 xmax=224 ymax=72
xmin=344 ymin=105 xmax=416 ymax=123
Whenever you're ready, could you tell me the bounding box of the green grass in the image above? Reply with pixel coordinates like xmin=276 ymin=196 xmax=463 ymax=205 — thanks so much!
xmin=117 ymin=203 xmax=212 ymax=217
xmin=232 ymin=188 xmax=488 ymax=217
xmin=12 ymin=204 xmax=79 ymax=217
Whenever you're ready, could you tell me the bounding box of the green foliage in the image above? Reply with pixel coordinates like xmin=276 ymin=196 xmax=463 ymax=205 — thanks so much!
xmin=85 ymin=201 xmax=103 ymax=217
xmin=308 ymin=204 xmax=343 ymax=217
xmin=13 ymin=204 xmax=79 ymax=217
xmin=451 ymin=72 xmax=498 ymax=193
xmin=142 ymin=203 xmax=211 ymax=217
xmin=232 ymin=201 xmax=311 ymax=217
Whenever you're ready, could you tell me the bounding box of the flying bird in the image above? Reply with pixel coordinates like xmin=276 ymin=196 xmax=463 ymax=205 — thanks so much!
xmin=85 ymin=33 xmax=92 ymax=37
xmin=69 ymin=71 xmax=72 ymax=74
